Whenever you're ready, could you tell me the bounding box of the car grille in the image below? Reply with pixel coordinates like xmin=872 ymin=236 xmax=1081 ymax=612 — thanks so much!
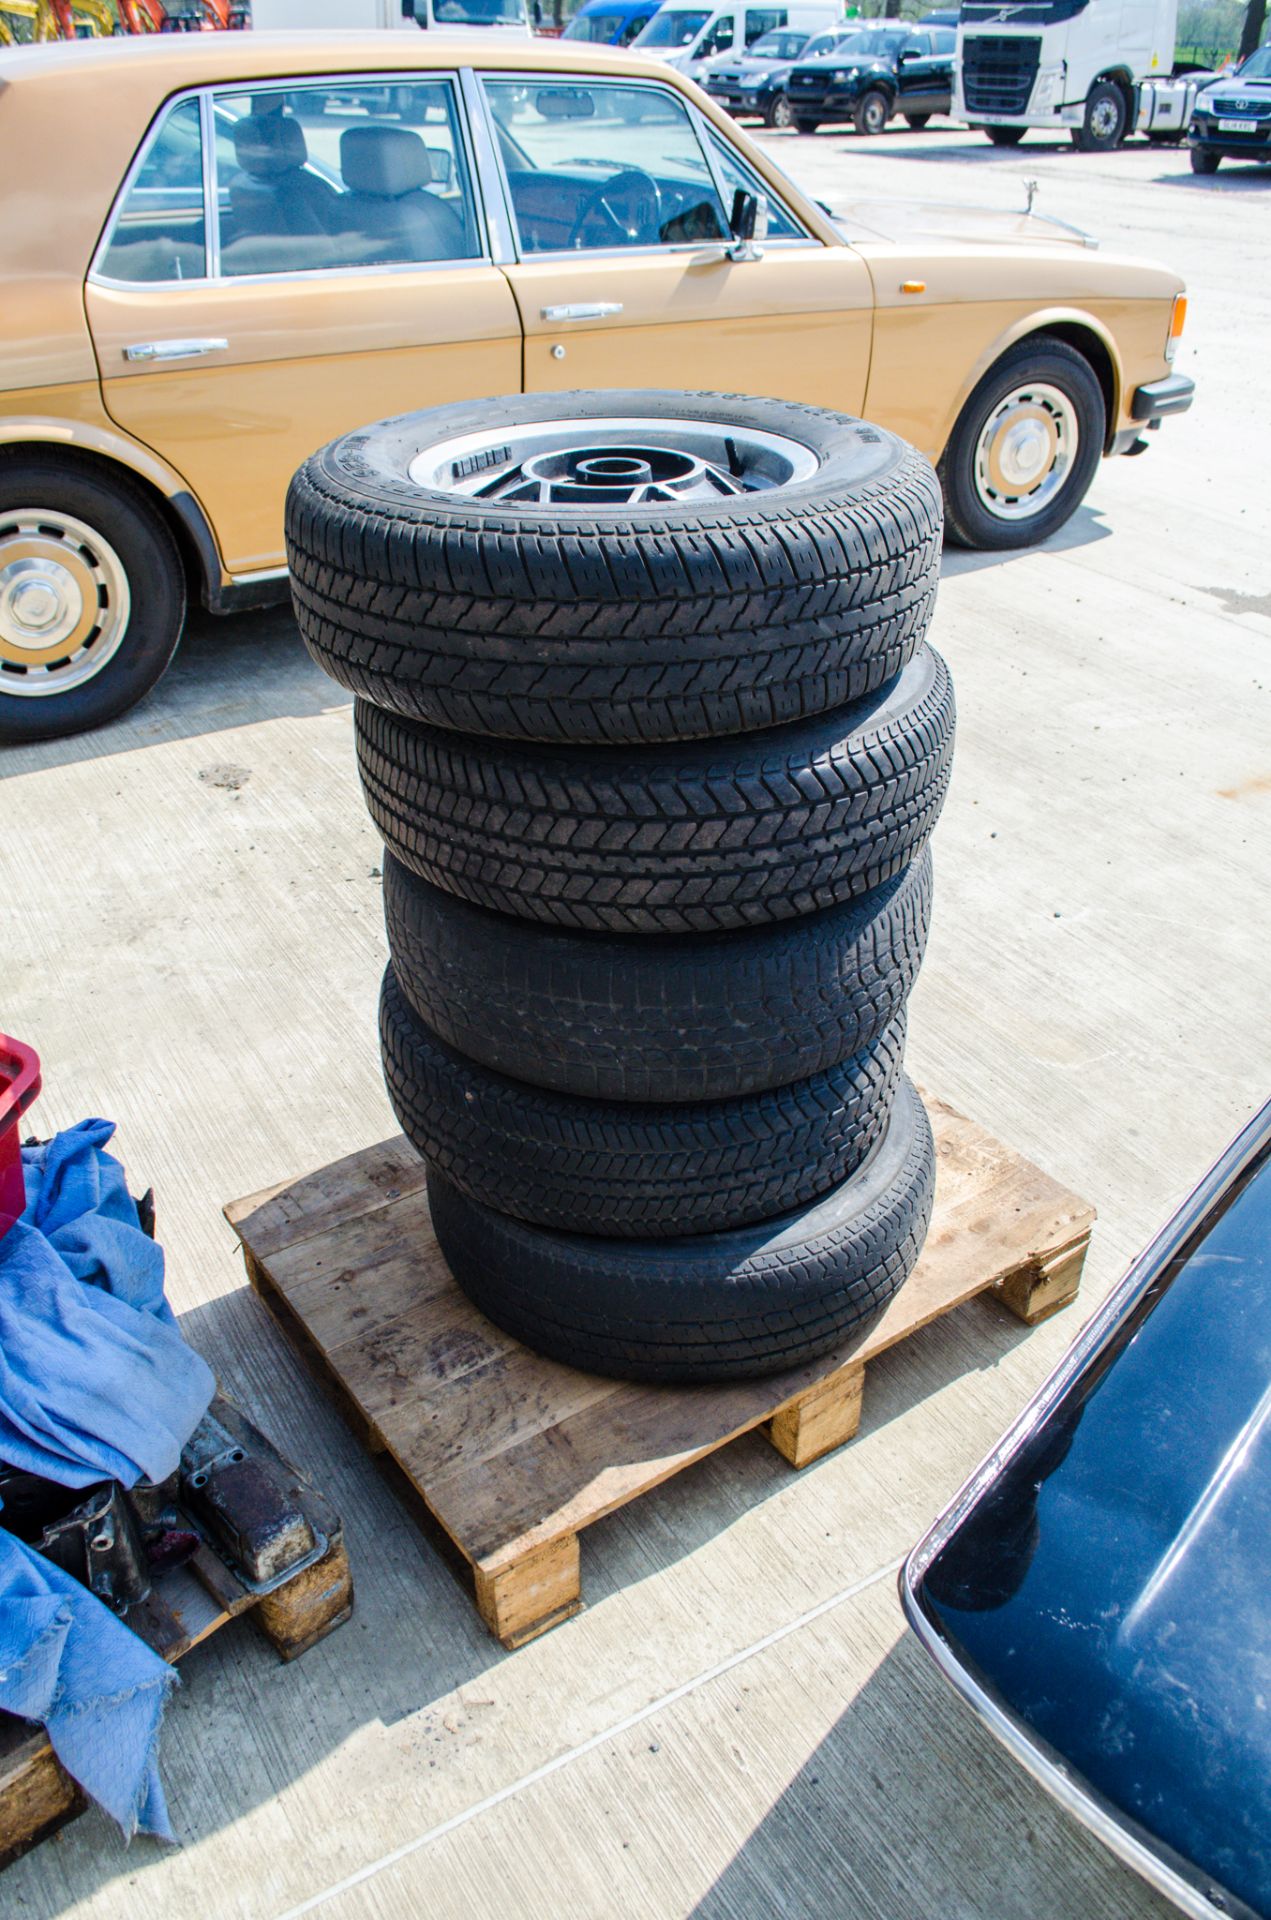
xmin=1212 ymin=95 xmax=1270 ymax=116
xmin=961 ymin=35 xmax=1041 ymax=117
xmin=791 ymin=71 xmax=831 ymax=102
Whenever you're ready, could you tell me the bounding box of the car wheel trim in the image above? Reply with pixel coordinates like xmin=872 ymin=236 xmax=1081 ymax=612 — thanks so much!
xmin=406 ymin=416 xmax=822 ymax=504
xmin=770 ymin=92 xmax=792 ymax=127
xmin=972 ymin=383 xmax=1078 ymax=522
xmin=0 ymin=509 xmax=131 ymax=697
xmin=862 ymin=94 xmax=886 ymax=132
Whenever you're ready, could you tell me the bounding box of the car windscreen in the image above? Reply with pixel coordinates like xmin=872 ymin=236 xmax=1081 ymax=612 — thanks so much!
xmin=433 ymin=0 xmax=527 ymax=18
xmin=748 ymin=28 xmax=810 ymax=56
xmin=913 ymin=1132 xmax=1271 ymax=1920
xmin=827 ymin=27 xmax=906 ymax=55
xmin=634 ymin=6 xmax=709 ymax=43
xmin=1237 ymin=44 xmax=1271 ymax=77
xmin=959 ymin=0 xmax=1089 ymax=19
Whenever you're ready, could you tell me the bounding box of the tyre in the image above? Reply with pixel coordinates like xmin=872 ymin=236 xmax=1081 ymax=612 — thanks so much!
xmin=0 ymin=459 xmax=185 ymax=744
xmin=854 ymin=87 xmax=890 ymax=135
xmin=286 ymin=391 xmax=942 ymax=746
xmin=985 ymin=124 xmax=1026 ymax=146
xmin=383 ymin=846 xmax=933 ymax=1102
xmin=1072 ymin=80 xmax=1127 ymax=152
xmin=427 ymin=1077 xmax=936 ymax=1382
xmin=764 ymin=90 xmax=793 ymax=129
xmin=356 ymin=643 xmax=956 ymax=935
xmin=904 ymin=113 xmax=931 ymax=130
xmin=1190 ymin=146 xmax=1220 ymax=173
xmin=938 ymin=339 xmax=1105 ymax=551
xmin=381 ymin=964 xmax=907 ymax=1238
xmin=794 ymin=114 xmax=820 ymax=132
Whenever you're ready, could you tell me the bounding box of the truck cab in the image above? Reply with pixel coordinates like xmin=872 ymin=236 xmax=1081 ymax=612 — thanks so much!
xmin=956 ymin=0 xmax=1178 ymax=151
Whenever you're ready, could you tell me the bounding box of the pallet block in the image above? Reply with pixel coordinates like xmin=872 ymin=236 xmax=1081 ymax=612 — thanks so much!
xmin=225 ymin=1092 xmax=1094 ymax=1650
xmin=0 ymin=1442 xmax=353 ymax=1871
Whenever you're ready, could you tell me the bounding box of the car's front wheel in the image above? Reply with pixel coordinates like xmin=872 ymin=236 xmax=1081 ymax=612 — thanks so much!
xmin=794 ymin=113 xmax=820 ymax=132
xmin=938 ymin=339 xmax=1106 ymax=550
xmin=904 ymin=113 xmax=931 ymax=129
xmin=0 ymin=459 xmax=186 ymax=743
xmin=1190 ymin=146 xmax=1220 ymax=173
xmin=764 ymin=90 xmax=793 ymax=128
xmin=854 ymin=87 xmax=890 ymax=135
xmin=985 ymin=124 xmax=1026 ymax=146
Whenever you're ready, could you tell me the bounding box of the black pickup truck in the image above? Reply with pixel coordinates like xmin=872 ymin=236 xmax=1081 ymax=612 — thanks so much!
xmin=786 ymin=22 xmax=956 ymax=134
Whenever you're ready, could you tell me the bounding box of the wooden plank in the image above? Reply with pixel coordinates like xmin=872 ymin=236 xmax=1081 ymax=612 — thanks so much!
xmin=0 ymin=1718 xmax=83 ymax=1872
xmin=225 ymin=1095 xmax=1094 ymax=1645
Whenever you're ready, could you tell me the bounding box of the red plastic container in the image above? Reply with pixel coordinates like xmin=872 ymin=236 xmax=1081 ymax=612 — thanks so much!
xmin=1 ymin=1033 xmax=41 ymax=1243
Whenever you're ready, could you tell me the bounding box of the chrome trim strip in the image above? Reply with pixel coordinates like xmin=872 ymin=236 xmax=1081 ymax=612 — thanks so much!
xmin=901 ymin=1096 xmax=1271 ymax=1920
xmin=201 ymin=87 xmax=220 ymax=280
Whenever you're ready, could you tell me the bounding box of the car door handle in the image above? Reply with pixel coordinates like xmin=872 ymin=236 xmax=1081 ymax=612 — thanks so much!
xmin=540 ymin=304 xmax=624 ymax=322
xmin=122 ymin=338 xmax=229 ymax=363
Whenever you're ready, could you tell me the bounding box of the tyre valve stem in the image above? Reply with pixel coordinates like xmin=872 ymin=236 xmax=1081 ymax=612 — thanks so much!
xmin=724 ymin=436 xmax=744 ymax=478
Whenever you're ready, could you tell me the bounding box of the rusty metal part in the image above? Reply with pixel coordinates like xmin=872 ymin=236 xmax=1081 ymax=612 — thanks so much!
xmin=0 ymin=1474 xmax=152 ymax=1614
xmin=179 ymin=1401 xmax=324 ymax=1591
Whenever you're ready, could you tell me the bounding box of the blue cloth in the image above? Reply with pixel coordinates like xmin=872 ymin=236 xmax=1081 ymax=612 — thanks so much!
xmin=0 ymin=1119 xmax=216 ymax=1840
xmin=0 ymin=1120 xmax=214 ymax=1487
xmin=0 ymin=1529 xmax=176 ymax=1841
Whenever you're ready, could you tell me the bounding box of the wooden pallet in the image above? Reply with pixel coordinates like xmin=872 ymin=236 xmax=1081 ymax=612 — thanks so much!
xmin=226 ymin=1092 xmax=1093 ymax=1651
xmin=0 ymin=1432 xmax=353 ymax=1871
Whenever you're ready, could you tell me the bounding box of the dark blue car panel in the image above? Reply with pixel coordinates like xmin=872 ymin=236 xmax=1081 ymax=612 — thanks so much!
xmin=904 ymin=1101 xmax=1271 ymax=1920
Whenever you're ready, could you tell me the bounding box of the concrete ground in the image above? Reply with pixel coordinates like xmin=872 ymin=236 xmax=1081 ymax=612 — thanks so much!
xmin=5 ymin=121 xmax=1270 ymax=1920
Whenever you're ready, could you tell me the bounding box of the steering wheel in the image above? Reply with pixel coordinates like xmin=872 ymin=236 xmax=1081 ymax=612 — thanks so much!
xmin=568 ymin=168 xmax=664 ymax=249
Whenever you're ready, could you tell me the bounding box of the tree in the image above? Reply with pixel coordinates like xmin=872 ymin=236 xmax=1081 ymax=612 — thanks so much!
xmin=1239 ymin=0 xmax=1267 ymax=56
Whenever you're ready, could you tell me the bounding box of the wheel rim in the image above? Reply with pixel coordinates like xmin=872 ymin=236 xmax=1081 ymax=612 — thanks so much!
xmin=771 ymin=92 xmax=791 ymax=127
xmin=863 ymin=95 xmax=885 ymax=132
xmin=1089 ymin=95 xmax=1120 ymax=139
xmin=972 ymin=383 xmax=1079 ymax=522
xmin=0 ymin=508 xmax=131 ymax=698
xmin=408 ymin=417 xmax=821 ymax=505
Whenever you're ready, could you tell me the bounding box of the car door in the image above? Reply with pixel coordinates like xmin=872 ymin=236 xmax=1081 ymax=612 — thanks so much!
xmin=896 ymin=32 xmax=949 ymax=115
xmin=85 ymin=75 xmax=522 ymax=576
xmin=480 ymin=74 xmax=873 ymax=412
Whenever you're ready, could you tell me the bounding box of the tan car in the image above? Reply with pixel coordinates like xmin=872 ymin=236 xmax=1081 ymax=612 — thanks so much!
xmin=0 ymin=33 xmax=1192 ymax=740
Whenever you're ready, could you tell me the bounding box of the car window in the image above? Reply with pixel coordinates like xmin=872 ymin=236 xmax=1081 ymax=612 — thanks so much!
xmin=211 ymin=79 xmax=481 ymax=277
xmin=617 ymin=14 xmax=652 ymax=42
xmin=483 ymin=79 xmax=730 ymax=254
xmin=901 ymin=36 xmax=928 ymax=55
xmin=697 ymin=15 xmax=735 ymax=54
xmin=634 ymin=7 xmax=710 ymax=45
xmin=933 ymin=27 xmax=956 ymax=50
xmin=744 ymin=9 xmax=785 ymax=42
xmin=702 ymin=126 xmax=804 ymax=238
xmin=561 ymin=8 xmax=626 ymax=37
xmin=97 ymin=97 xmax=207 ymax=285
xmin=749 ymin=28 xmax=811 ymax=55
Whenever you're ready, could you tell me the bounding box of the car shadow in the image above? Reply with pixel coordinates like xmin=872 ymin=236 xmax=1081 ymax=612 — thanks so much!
xmin=939 ymin=500 xmax=1114 ymax=576
xmin=1153 ymin=164 xmax=1271 ymax=187
xmin=688 ymin=1627 xmax=1178 ymax=1919
xmin=0 ymin=601 xmax=345 ymax=783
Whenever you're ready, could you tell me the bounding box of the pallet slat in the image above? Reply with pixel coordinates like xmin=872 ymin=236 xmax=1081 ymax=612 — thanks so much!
xmin=226 ymin=1091 xmax=1094 ymax=1649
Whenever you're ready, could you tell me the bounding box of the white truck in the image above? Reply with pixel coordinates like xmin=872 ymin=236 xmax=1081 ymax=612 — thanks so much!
xmin=955 ymin=0 xmax=1179 ymax=150
xmin=248 ymin=0 xmax=531 ymax=35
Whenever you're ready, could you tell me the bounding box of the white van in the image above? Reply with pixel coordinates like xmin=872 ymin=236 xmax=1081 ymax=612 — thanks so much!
xmin=631 ymin=1 xmax=844 ymax=83
xmin=249 ymin=0 xmax=532 ymax=35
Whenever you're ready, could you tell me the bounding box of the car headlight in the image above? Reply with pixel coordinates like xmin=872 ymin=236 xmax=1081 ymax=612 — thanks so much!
xmin=1031 ymin=66 xmax=1062 ymax=107
xmin=739 ymin=73 xmax=763 ymax=86
xmin=832 ymin=66 xmax=857 ymax=82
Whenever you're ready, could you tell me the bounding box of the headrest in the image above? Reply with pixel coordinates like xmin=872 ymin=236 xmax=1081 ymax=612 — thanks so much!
xmin=340 ymin=126 xmax=432 ymax=197
xmin=232 ymin=112 xmax=307 ymax=179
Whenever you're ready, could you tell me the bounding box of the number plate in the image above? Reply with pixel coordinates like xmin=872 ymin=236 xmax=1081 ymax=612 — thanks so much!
xmin=1217 ymin=116 xmax=1256 ymax=131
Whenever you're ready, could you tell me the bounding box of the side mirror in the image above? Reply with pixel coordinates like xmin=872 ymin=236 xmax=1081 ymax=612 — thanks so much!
xmin=727 ymin=188 xmax=768 ymax=261
xmin=426 ymin=146 xmax=453 ymax=187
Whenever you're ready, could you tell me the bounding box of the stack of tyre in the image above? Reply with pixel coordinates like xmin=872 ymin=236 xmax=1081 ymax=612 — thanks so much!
xmin=286 ymin=392 xmax=955 ymax=1384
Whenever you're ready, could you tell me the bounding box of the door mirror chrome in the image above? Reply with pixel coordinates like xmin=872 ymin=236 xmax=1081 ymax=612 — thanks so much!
xmin=727 ymin=189 xmax=768 ymax=263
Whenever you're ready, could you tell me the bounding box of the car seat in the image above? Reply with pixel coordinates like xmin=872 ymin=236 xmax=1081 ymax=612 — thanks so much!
xmin=338 ymin=125 xmax=469 ymax=262
xmin=228 ymin=111 xmax=342 ymax=243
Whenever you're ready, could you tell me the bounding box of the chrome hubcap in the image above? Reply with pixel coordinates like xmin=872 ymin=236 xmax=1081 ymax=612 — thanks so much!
xmin=1090 ymin=97 xmax=1119 ymax=138
xmin=0 ymin=510 xmax=130 ymax=697
xmin=411 ymin=418 xmax=821 ymax=505
xmin=973 ymin=383 xmax=1078 ymax=522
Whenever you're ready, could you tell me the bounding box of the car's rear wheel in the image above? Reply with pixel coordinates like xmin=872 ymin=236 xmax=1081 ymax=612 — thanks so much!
xmin=1190 ymin=146 xmax=1220 ymax=173
xmin=0 ymin=460 xmax=185 ymax=744
xmin=985 ymin=124 xmax=1026 ymax=145
xmin=854 ymin=88 xmax=890 ymax=135
xmin=765 ymin=90 xmax=793 ymax=128
xmin=904 ymin=113 xmax=931 ymax=129
xmin=1073 ymin=80 xmax=1128 ymax=151
xmin=938 ymin=339 xmax=1105 ymax=551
